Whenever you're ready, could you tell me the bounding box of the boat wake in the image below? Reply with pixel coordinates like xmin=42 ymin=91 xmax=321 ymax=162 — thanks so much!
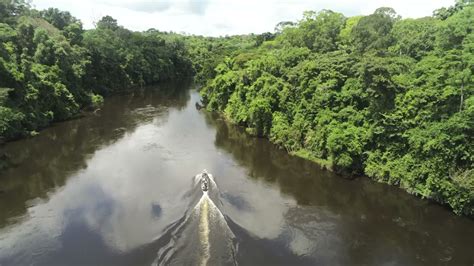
xmin=152 ymin=171 xmax=237 ymax=266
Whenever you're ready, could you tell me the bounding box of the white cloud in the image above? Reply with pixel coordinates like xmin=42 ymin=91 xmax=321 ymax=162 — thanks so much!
xmin=112 ymin=1 xmax=173 ymax=13
xmin=31 ymin=0 xmax=454 ymax=36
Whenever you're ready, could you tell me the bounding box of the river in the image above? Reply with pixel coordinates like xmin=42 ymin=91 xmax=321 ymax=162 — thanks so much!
xmin=0 ymin=84 xmax=473 ymax=265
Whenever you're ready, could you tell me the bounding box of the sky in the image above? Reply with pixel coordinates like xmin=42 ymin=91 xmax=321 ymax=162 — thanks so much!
xmin=31 ymin=0 xmax=454 ymax=36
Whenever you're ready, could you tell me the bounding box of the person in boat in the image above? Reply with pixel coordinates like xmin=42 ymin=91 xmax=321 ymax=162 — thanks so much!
xmin=201 ymin=172 xmax=209 ymax=192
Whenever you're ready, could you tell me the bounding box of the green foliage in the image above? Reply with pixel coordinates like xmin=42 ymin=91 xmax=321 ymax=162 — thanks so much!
xmin=277 ymin=10 xmax=346 ymax=52
xmin=248 ymin=96 xmax=272 ymax=136
xmin=39 ymin=8 xmax=78 ymax=30
xmin=0 ymin=8 xmax=193 ymax=140
xmin=339 ymin=16 xmax=362 ymax=51
xmin=0 ymin=106 xmax=24 ymax=138
xmin=0 ymin=0 xmax=30 ymax=25
xmin=351 ymin=7 xmax=400 ymax=53
xmin=183 ymin=34 xmax=256 ymax=83
xmin=390 ymin=18 xmax=439 ymax=59
xmin=89 ymin=93 xmax=104 ymax=108
xmin=1 ymin=0 xmax=473 ymax=217
xmin=202 ymin=2 xmax=474 ymax=216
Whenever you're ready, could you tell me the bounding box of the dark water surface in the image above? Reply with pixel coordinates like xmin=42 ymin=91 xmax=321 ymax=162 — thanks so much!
xmin=0 ymin=84 xmax=473 ymax=266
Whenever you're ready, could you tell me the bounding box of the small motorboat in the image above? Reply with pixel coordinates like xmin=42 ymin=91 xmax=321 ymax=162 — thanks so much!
xmin=201 ymin=172 xmax=210 ymax=192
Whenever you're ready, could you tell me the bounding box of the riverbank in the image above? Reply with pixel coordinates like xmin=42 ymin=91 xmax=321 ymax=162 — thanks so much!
xmin=0 ymin=80 xmax=195 ymax=145
xmin=1 ymin=4 xmax=195 ymax=143
xmin=204 ymin=103 xmax=473 ymax=219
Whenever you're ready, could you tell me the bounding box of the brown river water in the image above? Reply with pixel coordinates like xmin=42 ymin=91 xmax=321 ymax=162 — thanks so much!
xmin=0 ymin=83 xmax=473 ymax=265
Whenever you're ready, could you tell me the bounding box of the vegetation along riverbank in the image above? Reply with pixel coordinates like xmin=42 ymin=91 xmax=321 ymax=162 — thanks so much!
xmin=201 ymin=2 xmax=474 ymax=216
xmin=1 ymin=0 xmax=473 ymax=216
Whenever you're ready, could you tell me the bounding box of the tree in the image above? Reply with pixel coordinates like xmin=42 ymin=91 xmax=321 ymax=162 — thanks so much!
xmin=96 ymin=15 xmax=119 ymax=31
xmin=351 ymin=7 xmax=400 ymax=53
xmin=390 ymin=18 xmax=438 ymax=59
xmin=255 ymin=32 xmax=276 ymax=47
xmin=434 ymin=0 xmax=474 ymax=19
xmin=0 ymin=0 xmax=29 ymax=24
xmin=40 ymin=8 xmax=78 ymax=30
xmin=279 ymin=10 xmax=346 ymax=52
xmin=274 ymin=21 xmax=295 ymax=33
xmin=201 ymin=5 xmax=474 ymax=216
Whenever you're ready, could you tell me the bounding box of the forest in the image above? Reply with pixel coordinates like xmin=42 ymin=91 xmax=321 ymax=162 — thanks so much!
xmin=0 ymin=0 xmax=195 ymax=140
xmin=0 ymin=0 xmax=473 ymax=217
xmin=201 ymin=1 xmax=474 ymax=216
